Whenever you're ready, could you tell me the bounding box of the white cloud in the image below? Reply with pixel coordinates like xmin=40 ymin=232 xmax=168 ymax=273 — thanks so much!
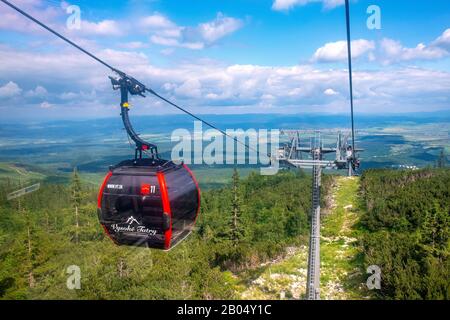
xmin=148 ymin=12 xmax=243 ymax=50
xmin=312 ymin=39 xmax=375 ymax=63
xmin=26 ymin=85 xmax=48 ymax=98
xmin=377 ymin=29 xmax=450 ymax=64
xmin=198 ymin=13 xmax=243 ymax=43
xmin=0 ymin=81 xmax=22 ymax=98
xmin=433 ymin=28 xmax=450 ymax=50
xmin=150 ymin=36 xmax=180 ymax=47
xmin=120 ymin=42 xmax=149 ymax=50
xmin=77 ymin=20 xmax=124 ymax=37
xmin=40 ymin=101 xmax=52 ymax=109
xmin=1 ymin=44 xmax=450 ymax=115
xmin=0 ymin=0 xmax=61 ymax=34
xmin=272 ymin=0 xmax=298 ymax=11
xmin=312 ymin=29 xmax=450 ymax=65
xmin=380 ymin=38 xmax=448 ymax=64
xmin=0 ymin=2 xmax=242 ymax=51
xmin=272 ymin=0 xmax=345 ymax=11
xmin=175 ymin=79 xmax=202 ymax=98
xmin=324 ymin=88 xmax=339 ymax=96
xmin=60 ymin=92 xmax=78 ymax=100
xmin=160 ymin=48 xmax=175 ymax=56
xmin=140 ymin=14 xmax=178 ymax=30
xmin=0 ymin=1 xmax=125 ymax=38
xmin=150 ymin=35 xmax=204 ymax=50
xmin=139 ymin=13 xmax=183 ymax=37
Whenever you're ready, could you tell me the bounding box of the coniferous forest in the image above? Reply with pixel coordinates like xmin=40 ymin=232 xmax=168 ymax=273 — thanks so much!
xmin=0 ymin=170 xmax=316 ymax=299
xmin=359 ymin=169 xmax=450 ymax=300
xmin=0 ymin=167 xmax=448 ymax=300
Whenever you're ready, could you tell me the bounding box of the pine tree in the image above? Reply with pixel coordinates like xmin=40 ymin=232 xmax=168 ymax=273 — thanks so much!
xmin=14 ymin=180 xmax=35 ymax=289
xmin=22 ymin=208 xmax=35 ymax=289
xmin=229 ymin=168 xmax=244 ymax=247
xmin=70 ymin=167 xmax=82 ymax=243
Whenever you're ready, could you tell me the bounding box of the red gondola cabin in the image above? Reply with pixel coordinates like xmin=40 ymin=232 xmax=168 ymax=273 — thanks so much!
xmin=98 ymin=159 xmax=200 ymax=250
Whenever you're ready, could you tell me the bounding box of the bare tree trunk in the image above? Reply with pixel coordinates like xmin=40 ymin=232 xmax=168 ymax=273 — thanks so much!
xmin=118 ymin=259 xmax=127 ymax=278
xmin=75 ymin=205 xmax=79 ymax=243
xmin=45 ymin=211 xmax=49 ymax=232
xmin=27 ymin=226 xmax=32 ymax=255
xmin=28 ymin=271 xmax=35 ymax=288
xmin=232 ymin=183 xmax=238 ymax=247
xmin=27 ymin=225 xmax=35 ymax=288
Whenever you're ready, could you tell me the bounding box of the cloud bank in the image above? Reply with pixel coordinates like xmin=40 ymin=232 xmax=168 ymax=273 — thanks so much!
xmin=0 ymin=0 xmax=449 ymax=119
xmin=312 ymin=29 xmax=450 ymax=64
xmin=1 ymin=45 xmax=449 ymax=117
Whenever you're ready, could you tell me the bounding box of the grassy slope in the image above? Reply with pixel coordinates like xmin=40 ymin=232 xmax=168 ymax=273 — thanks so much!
xmin=239 ymin=176 xmax=372 ymax=300
xmin=0 ymin=163 xmax=46 ymax=183
xmin=320 ymin=176 xmax=371 ymax=300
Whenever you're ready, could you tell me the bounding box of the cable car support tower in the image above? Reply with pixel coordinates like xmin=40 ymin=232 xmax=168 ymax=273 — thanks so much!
xmin=275 ymin=0 xmax=361 ymax=300
xmin=277 ymin=130 xmax=362 ymax=299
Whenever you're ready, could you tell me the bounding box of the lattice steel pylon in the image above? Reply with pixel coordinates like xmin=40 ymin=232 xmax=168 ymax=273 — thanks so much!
xmin=276 ymin=130 xmax=363 ymax=300
xmin=278 ymin=0 xmax=358 ymax=300
xmin=306 ymin=133 xmax=322 ymax=300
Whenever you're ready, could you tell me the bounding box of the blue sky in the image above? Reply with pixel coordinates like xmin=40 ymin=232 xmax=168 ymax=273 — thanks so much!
xmin=0 ymin=0 xmax=450 ymax=119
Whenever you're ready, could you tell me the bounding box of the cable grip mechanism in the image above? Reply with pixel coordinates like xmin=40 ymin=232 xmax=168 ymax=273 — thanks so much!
xmin=109 ymin=75 xmax=159 ymax=161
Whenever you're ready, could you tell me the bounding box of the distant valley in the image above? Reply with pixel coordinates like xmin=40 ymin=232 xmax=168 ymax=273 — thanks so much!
xmin=0 ymin=113 xmax=448 ymax=188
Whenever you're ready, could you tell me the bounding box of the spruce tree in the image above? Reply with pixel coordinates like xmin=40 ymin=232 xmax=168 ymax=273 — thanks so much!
xmin=422 ymin=202 xmax=450 ymax=254
xmin=70 ymin=167 xmax=82 ymax=243
xmin=229 ymin=168 xmax=244 ymax=247
xmin=22 ymin=208 xmax=35 ymax=289
xmin=437 ymin=149 xmax=447 ymax=168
